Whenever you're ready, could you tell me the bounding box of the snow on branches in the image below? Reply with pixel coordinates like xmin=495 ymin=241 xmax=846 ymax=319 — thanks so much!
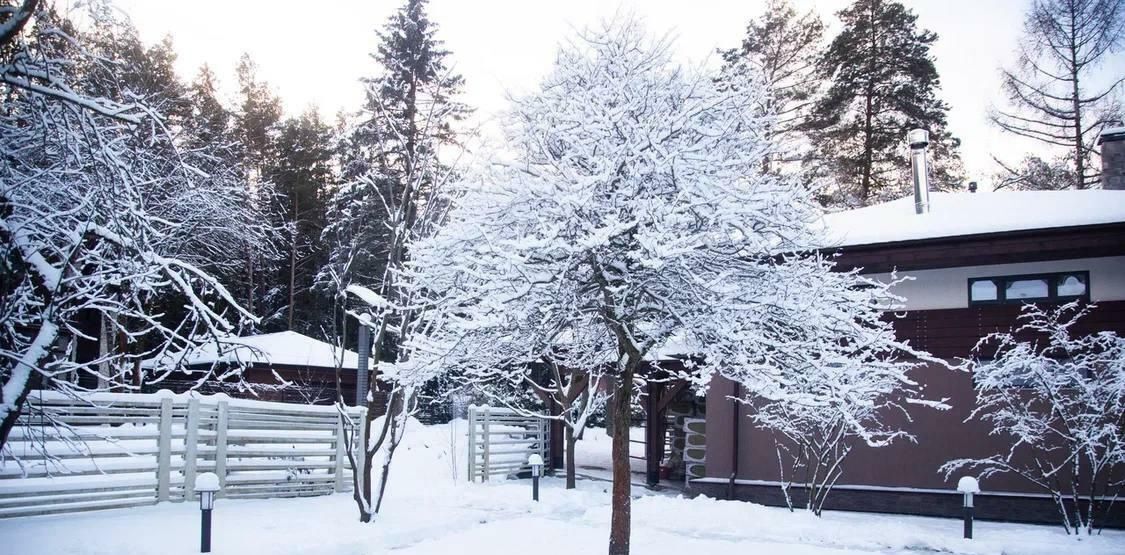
xmin=404 ymin=16 xmax=942 ymax=550
xmin=1 ymin=2 xmax=264 ymax=449
xmin=942 ymin=302 xmax=1125 ymax=534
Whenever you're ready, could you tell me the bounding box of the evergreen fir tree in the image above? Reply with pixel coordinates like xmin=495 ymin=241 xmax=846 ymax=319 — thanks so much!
xmin=809 ymin=0 xmax=962 ymax=207
xmin=321 ymin=0 xmax=470 ymax=522
xmin=320 ymin=0 xmax=469 ymax=333
xmin=719 ymin=0 xmax=824 ymax=173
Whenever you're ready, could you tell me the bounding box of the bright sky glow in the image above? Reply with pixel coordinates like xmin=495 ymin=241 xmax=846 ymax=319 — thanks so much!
xmin=114 ymin=0 xmax=1125 ymax=190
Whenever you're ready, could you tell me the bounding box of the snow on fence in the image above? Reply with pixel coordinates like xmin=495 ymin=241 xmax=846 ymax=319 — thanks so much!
xmin=0 ymin=391 xmax=366 ymax=518
xmin=466 ymin=405 xmax=548 ymax=482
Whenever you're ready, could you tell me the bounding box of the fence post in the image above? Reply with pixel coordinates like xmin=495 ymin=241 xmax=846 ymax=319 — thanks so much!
xmin=467 ymin=405 xmax=476 ymax=483
xmin=182 ymin=397 xmax=201 ymax=501
xmin=157 ymin=397 xmax=173 ymax=502
xmin=334 ymin=411 xmax=347 ymax=493
xmin=214 ymin=401 xmax=229 ymax=492
xmin=539 ymin=418 xmax=548 ymax=465
xmin=482 ymin=406 xmax=490 ymax=483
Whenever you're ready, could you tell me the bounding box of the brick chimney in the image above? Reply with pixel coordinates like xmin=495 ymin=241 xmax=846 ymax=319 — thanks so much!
xmin=1099 ymin=126 xmax=1125 ymax=190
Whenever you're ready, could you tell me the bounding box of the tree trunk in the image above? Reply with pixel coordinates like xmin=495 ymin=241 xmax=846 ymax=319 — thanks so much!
xmin=860 ymin=3 xmax=877 ymax=205
xmin=608 ymin=364 xmax=635 ymax=555
xmin=374 ymin=389 xmax=405 ymax=514
xmin=0 ymin=378 xmax=34 ymax=452
xmin=288 ymin=193 xmax=298 ymax=329
xmin=1067 ymin=8 xmax=1085 ymax=189
xmin=565 ymin=424 xmax=577 ymax=489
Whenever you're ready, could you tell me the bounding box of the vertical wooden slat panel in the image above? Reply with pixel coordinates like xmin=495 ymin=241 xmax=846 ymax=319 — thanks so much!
xmin=182 ymin=397 xmax=200 ymax=501
xmin=214 ymin=400 xmax=229 ymax=492
xmin=157 ymin=397 xmax=173 ymax=502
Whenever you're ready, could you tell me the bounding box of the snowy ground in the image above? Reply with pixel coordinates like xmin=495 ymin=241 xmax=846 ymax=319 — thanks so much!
xmin=3 ymin=420 xmax=1123 ymax=555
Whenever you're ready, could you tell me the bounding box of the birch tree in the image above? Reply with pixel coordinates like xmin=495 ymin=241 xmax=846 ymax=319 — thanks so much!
xmin=405 ymin=17 xmax=940 ymax=554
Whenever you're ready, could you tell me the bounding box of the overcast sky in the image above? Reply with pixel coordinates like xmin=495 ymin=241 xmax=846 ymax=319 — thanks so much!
xmin=115 ymin=0 xmax=1124 ymax=190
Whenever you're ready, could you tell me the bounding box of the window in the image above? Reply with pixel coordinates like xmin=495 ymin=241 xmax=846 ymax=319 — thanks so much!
xmin=1005 ymin=278 xmax=1049 ymax=300
xmin=968 ymin=271 xmax=1089 ymax=305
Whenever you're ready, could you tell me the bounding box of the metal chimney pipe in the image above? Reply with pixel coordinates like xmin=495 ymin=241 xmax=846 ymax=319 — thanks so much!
xmin=355 ymin=323 xmax=371 ymax=407
xmin=908 ymin=129 xmax=931 ymax=214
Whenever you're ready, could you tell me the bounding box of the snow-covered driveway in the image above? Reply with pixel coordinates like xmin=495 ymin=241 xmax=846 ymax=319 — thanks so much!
xmin=3 ymin=478 xmax=1123 ymax=555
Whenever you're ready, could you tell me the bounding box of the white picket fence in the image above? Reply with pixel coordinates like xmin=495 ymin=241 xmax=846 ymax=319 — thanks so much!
xmin=0 ymin=391 xmax=366 ymax=518
xmin=466 ymin=405 xmax=548 ymax=482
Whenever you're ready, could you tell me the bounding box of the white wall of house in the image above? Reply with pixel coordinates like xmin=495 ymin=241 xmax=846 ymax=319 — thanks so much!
xmin=869 ymin=256 xmax=1125 ymax=311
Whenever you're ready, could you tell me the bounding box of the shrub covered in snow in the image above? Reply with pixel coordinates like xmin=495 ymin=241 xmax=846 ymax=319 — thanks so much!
xmin=942 ymin=302 xmax=1125 ymax=534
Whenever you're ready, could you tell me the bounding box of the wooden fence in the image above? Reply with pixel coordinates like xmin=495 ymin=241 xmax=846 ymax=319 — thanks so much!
xmin=0 ymin=391 xmax=365 ymax=518
xmin=466 ymin=405 xmax=548 ymax=482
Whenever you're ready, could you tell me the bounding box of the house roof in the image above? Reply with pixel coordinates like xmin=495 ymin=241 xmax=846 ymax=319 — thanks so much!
xmin=143 ymin=331 xmax=369 ymax=371
xmin=821 ymin=190 xmax=1125 ymax=248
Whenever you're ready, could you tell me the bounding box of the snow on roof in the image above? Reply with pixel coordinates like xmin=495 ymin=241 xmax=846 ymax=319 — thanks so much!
xmin=144 ymin=331 xmax=369 ymax=371
xmin=821 ymin=190 xmax=1125 ymax=248
xmin=1099 ymin=126 xmax=1125 ymax=142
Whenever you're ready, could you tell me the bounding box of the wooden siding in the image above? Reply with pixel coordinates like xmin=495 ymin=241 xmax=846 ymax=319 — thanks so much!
xmin=889 ymin=300 xmax=1125 ymax=359
xmin=832 ymin=223 xmax=1125 ymax=274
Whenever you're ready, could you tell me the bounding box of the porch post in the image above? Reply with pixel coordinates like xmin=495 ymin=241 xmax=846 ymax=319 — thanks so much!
xmin=645 ymin=381 xmax=662 ymax=486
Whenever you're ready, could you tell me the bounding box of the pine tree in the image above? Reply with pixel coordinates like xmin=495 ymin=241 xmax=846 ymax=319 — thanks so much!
xmin=810 ymin=0 xmax=962 ymax=207
xmin=182 ymin=65 xmax=282 ymax=299
xmin=265 ymin=109 xmax=335 ymax=334
xmin=719 ymin=0 xmax=824 ymax=173
xmin=992 ymin=0 xmax=1124 ymax=189
xmin=233 ymin=54 xmax=285 ymax=324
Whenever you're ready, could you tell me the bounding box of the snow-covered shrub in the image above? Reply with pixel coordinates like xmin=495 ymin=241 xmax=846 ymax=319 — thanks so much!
xmin=942 ymin=302 xmax=1125 ymax=534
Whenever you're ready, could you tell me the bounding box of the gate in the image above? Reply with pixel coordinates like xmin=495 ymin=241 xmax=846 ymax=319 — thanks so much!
xmin=466 ymin=405 xmax=548 ymax=482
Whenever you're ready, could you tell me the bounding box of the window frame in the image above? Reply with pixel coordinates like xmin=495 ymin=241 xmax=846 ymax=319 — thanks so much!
xmin=967 ymin=270 xmax=1090 ymax=306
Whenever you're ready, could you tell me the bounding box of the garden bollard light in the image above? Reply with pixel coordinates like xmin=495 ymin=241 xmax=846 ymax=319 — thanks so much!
xmin=957 ymin=476 xmax=980 ymax=539
xmin=528 ymin=454 xmax=544 ymax=502
xmin=196 ymin=472 xmax=221 ymax=553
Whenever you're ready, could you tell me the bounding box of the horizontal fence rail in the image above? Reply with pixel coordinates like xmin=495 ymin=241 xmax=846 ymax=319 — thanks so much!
xmin=1 ymin=391 xmax=365 ymax=518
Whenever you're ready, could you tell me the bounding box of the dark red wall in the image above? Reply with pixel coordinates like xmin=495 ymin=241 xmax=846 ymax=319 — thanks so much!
xmin=705 ymin=301 xmax=1125 ymax=495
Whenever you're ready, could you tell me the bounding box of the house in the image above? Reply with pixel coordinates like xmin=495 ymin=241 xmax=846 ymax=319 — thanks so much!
xmin=142 ymin=330 xmax=371 ymax=405
xmin=689 ymin=131 xmax=1125 ymax=524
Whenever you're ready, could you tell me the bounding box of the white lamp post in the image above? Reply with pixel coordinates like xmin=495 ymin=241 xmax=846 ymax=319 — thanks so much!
xmin=196 ymin=472 xmax=221 ymax=553
xmin=957 ymin=476 xmax=980 ymax=539
xmin=528 ymin=454 xmax=544 ymax=502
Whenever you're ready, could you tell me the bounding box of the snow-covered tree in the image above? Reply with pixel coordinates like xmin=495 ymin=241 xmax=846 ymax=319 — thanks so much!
xmin=405 ymin=17 xmax=940 ymax=554
xmin=1 ymin=1 xmax=263 ymax=449
xmin=404 ymin=223 xmax=615 ymax=488
xmin=747 ymin=275 xmax=946 ymax=516
xmin=942 ymin=303 xmax=1125 ymax=535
